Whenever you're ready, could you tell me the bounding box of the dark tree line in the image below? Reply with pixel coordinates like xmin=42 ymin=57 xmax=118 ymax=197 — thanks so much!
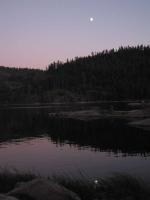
xmin=0 ymin=45 xmax=150 ymax=103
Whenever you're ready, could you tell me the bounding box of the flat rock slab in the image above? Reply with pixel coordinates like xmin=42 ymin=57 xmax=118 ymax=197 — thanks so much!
xmin=129 ymin=118 xmax=150 ymax=131
xmin=49 ymin=110 xmax=102 ymax=121
xmin=0 ymin=194 xmax=18 ymax=200
xmin=49 ymin=107 xmax=150 ymax=121
xmin=8 ymin=178 xmax=81 ymax=200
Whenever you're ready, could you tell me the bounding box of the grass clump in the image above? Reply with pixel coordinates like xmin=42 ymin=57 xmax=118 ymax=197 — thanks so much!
xmin=52 ymin=174 xmax=150 ymax=200
xmin=52 ymin=174 xmax=94 ymax=200
xmin=96 ymin=174 xmax=150 ymax=200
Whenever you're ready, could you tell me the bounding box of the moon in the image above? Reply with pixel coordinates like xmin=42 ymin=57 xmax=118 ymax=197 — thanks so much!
xmin=90 ymin=17 xmax=94 ymax=22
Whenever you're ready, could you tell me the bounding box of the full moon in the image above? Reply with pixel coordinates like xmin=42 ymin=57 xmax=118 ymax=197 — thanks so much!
xmin=90 ymin=17 xmax=94 ymax=22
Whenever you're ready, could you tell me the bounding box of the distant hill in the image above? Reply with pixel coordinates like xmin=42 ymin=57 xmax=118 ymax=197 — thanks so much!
xmin=0 ymin=45 xmax=150 ymax=103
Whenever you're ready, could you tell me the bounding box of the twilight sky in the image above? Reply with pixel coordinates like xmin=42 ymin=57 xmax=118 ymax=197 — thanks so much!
xmin=0 ymin=0 xmax=150 ymax=69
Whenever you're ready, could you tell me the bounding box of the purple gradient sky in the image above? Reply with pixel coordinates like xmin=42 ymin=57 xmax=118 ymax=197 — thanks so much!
xmin=0 ymin=0 xmax=150 ymax=69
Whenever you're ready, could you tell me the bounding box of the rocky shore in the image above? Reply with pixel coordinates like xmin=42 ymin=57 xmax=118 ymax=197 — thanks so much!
xmin=49 ymin=101 xmax=150 ymax=131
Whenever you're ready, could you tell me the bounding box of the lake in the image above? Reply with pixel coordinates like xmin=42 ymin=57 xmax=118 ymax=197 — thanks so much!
xmin=0 ymin=102 xmax=150 ymax=180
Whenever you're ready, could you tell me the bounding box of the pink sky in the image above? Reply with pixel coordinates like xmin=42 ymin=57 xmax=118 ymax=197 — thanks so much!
xmin=0 ymin=0 xmax=150 ymax=69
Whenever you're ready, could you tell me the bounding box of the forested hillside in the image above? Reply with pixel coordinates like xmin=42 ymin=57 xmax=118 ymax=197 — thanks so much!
xmin=0 ymin=45 xmax=150 ymax=103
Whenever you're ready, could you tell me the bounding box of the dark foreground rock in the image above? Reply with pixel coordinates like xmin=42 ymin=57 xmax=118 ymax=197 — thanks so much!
xmin=8 ymin=178 xmax=81 ymax=200
xmin=0 ymin=194 xmax=18 ymax=200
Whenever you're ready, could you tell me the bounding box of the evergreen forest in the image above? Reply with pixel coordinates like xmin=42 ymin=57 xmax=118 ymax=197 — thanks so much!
xmin=0 ymin=45 xmax=150 ymax=104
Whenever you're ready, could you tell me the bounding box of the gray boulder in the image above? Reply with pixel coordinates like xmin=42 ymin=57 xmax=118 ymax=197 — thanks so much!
xmin=8 ymin=178 xmax=81 ymax=200
xmin=0 ymin=194 xmax=18 ymax=200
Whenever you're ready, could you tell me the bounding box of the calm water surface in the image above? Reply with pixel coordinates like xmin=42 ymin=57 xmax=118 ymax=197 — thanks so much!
xmin=0 ymin=102 xmax=150 ymax=180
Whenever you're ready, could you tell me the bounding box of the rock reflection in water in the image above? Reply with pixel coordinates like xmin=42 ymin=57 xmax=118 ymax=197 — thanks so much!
xmin=0 ymin=109 xmax=150 ymax=154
